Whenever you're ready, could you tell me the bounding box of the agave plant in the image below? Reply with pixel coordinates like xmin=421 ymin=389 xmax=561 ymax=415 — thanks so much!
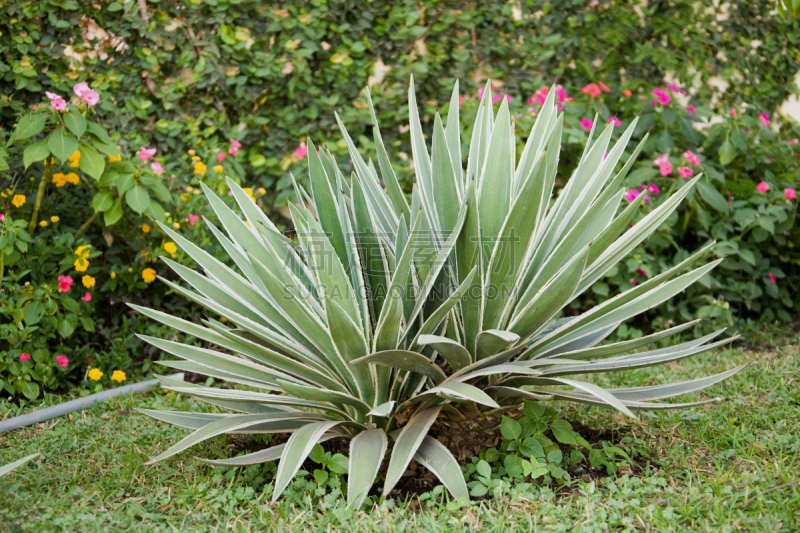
xmin=133 ymin=78 xmax=742 ymax=508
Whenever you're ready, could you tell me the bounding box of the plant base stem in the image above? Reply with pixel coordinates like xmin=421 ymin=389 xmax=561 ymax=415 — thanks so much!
xmin=27 ymin=158 xmax=53 ymax=234
xmin=74 ymin=210 xmax=101 ymax=239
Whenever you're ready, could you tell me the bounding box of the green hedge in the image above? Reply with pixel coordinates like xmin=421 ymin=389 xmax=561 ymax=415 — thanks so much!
xmin=2 ymin=0 xmax=798 ymax=215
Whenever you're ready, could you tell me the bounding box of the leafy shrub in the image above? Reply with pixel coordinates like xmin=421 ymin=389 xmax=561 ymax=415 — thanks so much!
xmin=135 ymin=79 xmax=741 ymax=507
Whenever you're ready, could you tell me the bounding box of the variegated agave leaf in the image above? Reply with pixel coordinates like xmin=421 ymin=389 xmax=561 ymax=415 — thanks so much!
xmin=133 ymin=77 xmax=741 ymax=508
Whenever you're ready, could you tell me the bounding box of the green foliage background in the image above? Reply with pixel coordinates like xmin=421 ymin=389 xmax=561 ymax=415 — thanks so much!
xmin=2 ymin=0 xmax=798 ymax=213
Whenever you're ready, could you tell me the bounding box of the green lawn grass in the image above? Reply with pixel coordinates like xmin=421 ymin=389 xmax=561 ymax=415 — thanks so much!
xmin=2 ymin=335 xmax=799 ymax=532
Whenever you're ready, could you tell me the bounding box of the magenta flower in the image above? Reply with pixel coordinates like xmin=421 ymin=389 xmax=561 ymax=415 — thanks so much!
xmin=785 ymin=188 xmax=796 ymax=200
xmin=217 ymin=153 xmax=226 ymax=162
xmin=767 ymin=273 xmax=777 ymax=284
xmin=73 ymin=82 xmax=99 ymax=106
xmin=684 ymin=150 xmax=701 ymax=166
xmin=56 ymin=355 xmax=69 ymax=368
xmin=629 ymin=279 xmax=637 ymax=285
xmin=138 ymin=147 xmax=156 ymax=161
xmin=730 ymin=109 xmax=737 ymax=117
xmin=648 ymin=184 xmax=660 ymax=194
xmin=678 ymin=166 xmax=693 ymax=178
xmin=608 ymin=116 xmax=621 ymax=127
xmin=295 ymin=143 xmax=308 ymax=159
xmin=150 ymin=162 xmax=164 ymax=175
xmin=188 ymin=214 xmax=200 ymax=226
xmin=743 ymin=129 xmax=749 ymax=134
xmin=636 ymin=268 xmax=647 ymax=277
xmin=229 ymin=139 xmax=242 ymax=156
xmin=20 ymin=353 xmax=31 ymax=362
xmin=756 ymin=182 xmax=770 ymax=193
xmin=625 ymin=189 xmax=640 ymax=202
xmin=686 ymin=105 xmax=696 ymax=115
xmin=790 ymin=139 xmax=798 ymax=145
xmin=57 ymin=275 xmax=74 ymax=293
xmin=82 ymin=292 xmax=92 ymax=302
xmin=651 ymin=88 xmax=671 ymax=106
xmin=759 ymin=113 xmax=770 ymax=127
xmin=580 ymin=118 xmax=594 ymax=131
xmin=659 ymin=161 xmax=673 ymax=176
xmin=663 ymin=83 xmax=686 ymax=95
xmin=0 ymin=213 xmax=5 ymax=222
xmin=45 ymin=91 xmax=68 ymax=111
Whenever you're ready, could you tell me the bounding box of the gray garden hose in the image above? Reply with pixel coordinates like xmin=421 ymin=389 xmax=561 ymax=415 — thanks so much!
xmin=0 ymin=373 xmax=185 ymax=434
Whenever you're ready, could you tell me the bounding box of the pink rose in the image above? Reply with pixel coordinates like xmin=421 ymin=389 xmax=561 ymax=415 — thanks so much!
xmin=580 ymin=118 xmax=594 ymax=131
xmin=756 ymin=182 xmax=770 ymax=193
xmin=57 ymin=275 xmax=74 ymax=293
xmin=785 ymin=188 xmax=796 ymax=200
xmin=678 ymin=166 xmax=694 ymax=178
xmin=295 ymin=143 xmax=308 ymax=159
xmin=217 ymin=153 xmax=226 ymax=162
xmin=188 ymin=214 xmax=200 ymax=226
xmin=608 ymin=116 xmax=621 ymax=127
xmin=150 ymin=162 xmax=164 ymax=175
xmin=138 ymin=147 xmax=157 ymax=161
xmin=20 ymin=353 xmax=31 ymax=362
xmin=82 ymin=292 xmax=92 ymax=302
xmin=684 ymin=150 xmax=701 ymax=166
xmin=56 ymin=355 xmax=69 ymax=368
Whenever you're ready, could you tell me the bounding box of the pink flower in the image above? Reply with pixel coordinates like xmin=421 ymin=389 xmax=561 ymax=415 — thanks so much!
xmin=491 ymin=94 xmax=511 ymax=104
xmin=679 ymin=166 xmax=694 ymax=178
xmin=767 ymin=273 xmax=777 ymax=284
xmin=229 ymin=139 xmax=242 ymax=149
xmin=684 ymin=150 xmax=701 ymax=166
xmin=150 ymin=162 xmax=164 ymax=175
xmin=659 ymin=161 xmax=673 ymax=176
xmin=478 ymin=87 xmax=486 ymax=99
xmin=73 ymin=82 xmax=99 ymax=106
xmin=581 ymin=83 xmax=602 ymax=98
xmin=138 ymin=147 xmax=156 ymax=161
xmin=56 ymin=355 xmax=69 ymax=368
xmin=580 ymin=118 xmax=594 ymax=131
xmin=20 ymin=353 xmax=31 ymax=362
xmin=82 ymin=292 xmax=92 ymax=302
xmin=649 ymin=184 xmax=660 ymax=194
xmin=228 ymin=146 xmax=239 ymax=156
xmin=651 ymin=88 xmax=671 ymax=106
xmin=598 ymin=81 xmax=610 ymax=93
xmin=636 ymin=268 xmax=647 ymax=277
xmin=458 ymin=95 xmax=463 ymax=106
xmin=756 ymin=182 xmax=770 ymax=193
xmin=295 ymin=143 xmax=308 ymax=159
xmin=51 ymin=97 xmax=67 ymax=111
xmin=768 ymin=157 xmax=774 ymax=163
xmin=759 ymin=113 xmax=770 ymax=127
xmin=687 ymin=105 xmax=696 ymax=115
xmin=603 ymin=152 xmax=609 ymax=160
xmin=730 ymin=109 xmax=737 ymax=116
xmin=608 ymin=116 xmax=621 ymax=127
xmin=188 ymin=214 xmax=200 ymax=226
xmin=217 ymin=153 xmax=226 ymax=162
xmin=643 ymin=194 xmax=651 ymax=202
xmin=0 ymin=214 xmax=5 ymax=222
xmin=57 ymin=275 xmax=74 ymax=293
xmin=629 ymin=279 xmax=637 ymax=285
xmin=790 ymin=139 xmax=798 ymax=145
xmin=654 ymin=153 xmax=669 ymax=166
xmin=625 ymin=189 xmax=640 ymax=202
xmin=785 ymin=188 xmax=796 ymax=200
xmin=663 ymin=83 xmax=686 ymax=95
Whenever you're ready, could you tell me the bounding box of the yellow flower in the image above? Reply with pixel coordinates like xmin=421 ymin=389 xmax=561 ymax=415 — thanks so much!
xmin=111 ymin=370 xmax=126 ymax=382
xmin=110 ymin=271 xmax=117 ymax=279
xmin=213 ymin=165 xmax=224 ymax=173
xmin=172 ymin=222 xmax=180 ymax=230
xmin=179 ymin=194 xmax=188 ymax=202
xmin=256 ymin=187 xmax=266 ymax=195
xmin=74 ymin=257 xmax=89 ymax=272
xmin=52 ymin=172 xmax=68 ymax=187
xmin=68 ymin=151 xmax=81 ymax=168
xmin=186 ymin=186 xmax=193 ymax=192
xmin=164 ymin=212 xmax=171 ymax=218
xmin=163 ymin=241 xmax=177 ymax=256
xmin=142 ymin=223 xmax=151 ymax=233
xmin=88 ymin=368 xmax=103 ymax=381
xmin=243 ymin=187 xmax=255 ymax=201
xmin=75 ymin=245 xmax=91 ymax=259
xmin=108 ymin=154 xmax=121 ymax=163
xmin=193 ymin=162 xmax=207 ymax=176
xmin=66 ymin=173 xmax=80 ymax=185
xmin=39 ymin=220 xmax=48 ymax=227
xmin=142 ymin=268 xmax=157 ymax=283
xmin=187 ymin=149 xmax=196 ymax=156
xmin=191 ymin=155 xmax=201 ymax=162
xmin=192 ymin=189 xmax=200 ymax=195
xmin=50 ymin=216 xmax=60 ymax=223
xmin=82 ymin=275 xmax=96 ymax=288
xmin=12 ymin=194 xmax=26 ymax=208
